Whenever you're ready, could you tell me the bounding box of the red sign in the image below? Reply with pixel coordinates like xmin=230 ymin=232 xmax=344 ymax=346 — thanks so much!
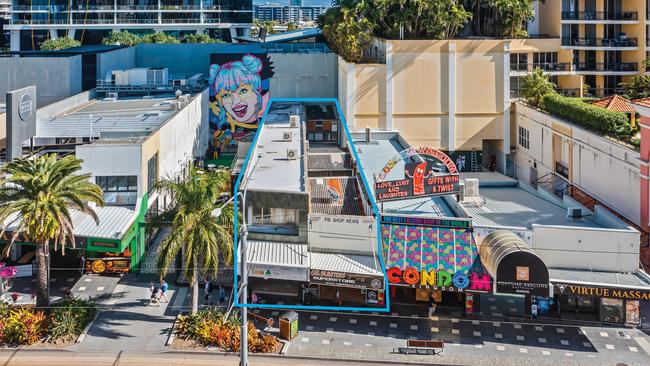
xmin=375 ymin=161 xmax=460 ymax=202
xmin=386 ymin=267 xmax=491 ymax=293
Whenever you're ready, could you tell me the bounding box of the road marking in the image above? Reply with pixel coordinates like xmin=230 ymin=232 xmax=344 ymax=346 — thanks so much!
xmin=535 ymin=326 xmax=543 ymax=331
xmin=309 ymin=315 xmax=318 ymax=320
xmin=538 ymin=337 xmax=546 ymax=343
xmin=349 ymin=319 xmax=357 ymax=324
xmin=390 ymin=323 xmax=397 ymax=328
xmin=633 ymin=336 xmax=650 ymax=356
xmin=587 ymin=355 xmax=596 ymax=358
xmin=301 ymin=337 xmax=309 ymax=343
xmin=369 ymin=321 xmax=377 ymax=326
xmin=96 ymin=286 xmax=105 ymax=291
xmin=519 ymin=348 xmax=528 ymax=354
xmin=321 ymin=339 xmax=330 ymax=345
xmin=78 ymin=287 xmax=86 ymax=291
xmin=605 ymin=344 xmax=615 ymax=350
xmin=565 ymin=353 xmax=573 ymax=357
xmin=365 ymin=344 xmax=372 ymax=347
xmin=513 ymin=324 xmax=521 ymax=329
xmin=410 ymin=325 xmax=418 ymax=331
xmin=516 ymin=335 xmax=525 ymax=341
xmin=629 ymin=346 xmax=638 ymax=352
xmin=343 ymin=341 xmax=351 ymax=346
xmin=473 ymin=331 xmax=481 ymax=337
xmin=600 ymin=332 xmax=609 ymax=338
xmin=556 ymin=328 xmax=565 ymax=334
xmin=305 ymin=326 xmax=314 ymax=331
xmin=84 ymin=278 xmax=92 ymax=282
xmin=496 ymin=345 xmax=505 ymax=351
xmin=560 ymin=340 xmax=569 ymax=346
xmin=542 ymin=350 xmax=550 ymax=356
xmin=329 ymin=317 xmax=337 ymax=322
xmin=495 ymin=333 xmax=503 ymax=339
xmin=474 ymin=344 xmax=483 ymax=349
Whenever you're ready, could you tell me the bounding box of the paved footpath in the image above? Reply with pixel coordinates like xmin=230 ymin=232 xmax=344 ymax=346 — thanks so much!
xmin=253 ymin=306 xmax=650 ymax=366
xmin=68 ymin=273 xmax=187 ymax=352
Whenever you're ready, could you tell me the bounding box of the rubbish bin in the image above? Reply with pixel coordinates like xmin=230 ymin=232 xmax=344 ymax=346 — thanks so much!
xmin=279 ymin=311 xmax=299 ymax=341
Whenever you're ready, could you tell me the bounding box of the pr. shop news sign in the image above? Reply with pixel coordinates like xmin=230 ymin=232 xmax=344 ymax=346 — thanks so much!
xmin=375 ymin=161 xmax=460 ymax=202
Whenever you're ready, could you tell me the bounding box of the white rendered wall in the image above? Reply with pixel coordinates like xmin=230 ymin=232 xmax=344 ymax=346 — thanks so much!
xmin=76 ymin=144 xmax=144 ymax=195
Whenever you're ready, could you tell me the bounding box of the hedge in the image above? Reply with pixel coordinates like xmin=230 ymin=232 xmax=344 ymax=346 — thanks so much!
xmin=542 ymin=93 xmax=634 ymax=140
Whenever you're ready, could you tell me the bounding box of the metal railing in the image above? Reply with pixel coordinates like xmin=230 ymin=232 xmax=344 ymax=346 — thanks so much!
xmin=510 ymin=62 xmax=571 ymax=72
xmin=562 ymin=37 xmax=638 ymax=47
xmin=511 ymin=87 xmax=581 ymax=98
xmin=574 ymin=62 xmax=637 ymax=72
xmin=261 ymin=42 xmax=330 ymax=53
xmin=72 ymin=18 xmax=115 ymax=24
xmin=561 ymin=11 xmax=638 ymax=21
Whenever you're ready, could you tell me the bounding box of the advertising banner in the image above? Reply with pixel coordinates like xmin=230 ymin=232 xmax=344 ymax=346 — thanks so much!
xmin=554 ymin=282 xmax=650 ymax=301
xmin=310 ymin=269 xmax=384 ymax=290
xmin=249 ymin=264 xmax=308 ymax=282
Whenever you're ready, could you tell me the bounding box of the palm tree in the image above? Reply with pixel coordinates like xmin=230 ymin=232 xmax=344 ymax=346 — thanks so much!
xmin=154 ymin=163 xmax=234 ymax=313
xmin=521 ymin=68 xmax=556 ymax=107
xmin=0 ymin=154 xmax=104 ymax=308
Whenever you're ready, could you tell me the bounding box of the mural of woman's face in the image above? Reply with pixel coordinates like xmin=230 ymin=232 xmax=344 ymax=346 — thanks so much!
xmin=219 ymin=84 xmax=260 ymax=123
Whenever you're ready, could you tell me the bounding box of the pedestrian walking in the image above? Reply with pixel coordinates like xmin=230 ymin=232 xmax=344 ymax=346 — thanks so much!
xmin=159 ymin=279 xmax=169 ymax=303
xmin=204 ymin=277 xmax=211 ymax=305
xmin=79 ymin=252 xmax=86 ymax=275
xmin=335 ymin=290 xmax=342 ymax=307
xmin=217 ymin=285 xmax=226 ymax=305
xmin=427 ymin=292 xmax=437 ymax=318
xmin=149 ymin=282 xmax=160 ymax=307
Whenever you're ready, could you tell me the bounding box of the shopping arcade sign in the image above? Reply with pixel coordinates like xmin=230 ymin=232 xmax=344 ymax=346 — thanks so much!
xmin=386 ymin=267 xmax=491 ymax=293
xmin=554 ymin=282 xmax=650 ymax=301
xmin=374 ymin=146 xmax=461 ymax=202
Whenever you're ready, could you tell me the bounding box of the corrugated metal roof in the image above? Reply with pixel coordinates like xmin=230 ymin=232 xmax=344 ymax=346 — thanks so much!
xmin=549 ymin=268 xmax=650 ymax=289
xmin=462 ymin=187 xmax=602 ymax=229
xmin=246 ymin=240 xmax=308 ymax=267
xmin=310 ymin=252 xmax=383 ymax=275
xmin=2 ymin=206 xmax=136 ymax=240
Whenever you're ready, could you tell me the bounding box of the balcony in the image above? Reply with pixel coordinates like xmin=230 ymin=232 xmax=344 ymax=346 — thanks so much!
xmin=562 ymin=37 xmax=637 ymax=48
xmin=510 ymin=62 xmax=571 ymax=73
xmin=574 ymin=62 xmax=638 ymax=72
xmin=561 ymin=11 xmax=637 ymax=21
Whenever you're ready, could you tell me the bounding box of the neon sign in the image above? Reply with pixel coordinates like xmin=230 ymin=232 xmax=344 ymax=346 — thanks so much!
xmin=387 ymin=267 xmax=491 ymax=293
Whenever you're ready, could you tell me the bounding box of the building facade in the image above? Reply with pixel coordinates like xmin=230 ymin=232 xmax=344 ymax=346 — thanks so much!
xmin=511 ymin=0 xmax=649 ymax=98
xmin=0 ymin=0 xmax=10 ymax=20
xmin=253 ymin=4 xmax=326 ymax=23
xmin=7 ymin=0 xmax=254 ymax=51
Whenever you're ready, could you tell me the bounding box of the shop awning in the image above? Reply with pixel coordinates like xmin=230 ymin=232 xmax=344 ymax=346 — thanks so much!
xmin=550 ymin=268 xmax=650 ymax=300
xmin=245 ymin=240 xmax=309 ymax=268
xmin=309 ymin=252 xmax=384 ymax=290
xmin=478 ymin=230 xmax=550 ymax=296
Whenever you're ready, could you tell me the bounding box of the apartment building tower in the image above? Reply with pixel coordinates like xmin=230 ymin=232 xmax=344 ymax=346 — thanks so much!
xmin=511 ymin=0 xmax=649 ymax=98
xmin=7 ymin=0 xmax=254 ymax=51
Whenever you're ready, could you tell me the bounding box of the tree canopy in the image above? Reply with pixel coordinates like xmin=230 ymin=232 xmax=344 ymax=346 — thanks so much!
xmin=40 ymin=37 xmax=81 ymax=51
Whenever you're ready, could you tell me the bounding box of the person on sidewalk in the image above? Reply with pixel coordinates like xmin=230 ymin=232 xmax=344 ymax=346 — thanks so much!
xmin=149 ymin=282 xmax=160 ymax=307
xmin=204 ymin=277 xmax=211 ymax=305
xmin=335 ymin=290 xmax=342 ymax=307
xmin=159 ymin=280 xmax=169 ymax=303
xmin=428 ymin=293 xmax=437 ymax=318
xmin=217 ymin=285 xmax=226 ymax=306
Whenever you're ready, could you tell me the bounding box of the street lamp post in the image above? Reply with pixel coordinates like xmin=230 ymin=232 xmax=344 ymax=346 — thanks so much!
xmin=212 ymin=191 xmax=248 ymax=366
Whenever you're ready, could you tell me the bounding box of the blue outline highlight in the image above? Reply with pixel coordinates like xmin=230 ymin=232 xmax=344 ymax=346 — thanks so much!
xmin=232 ymin=98 xmax=390 ymax=312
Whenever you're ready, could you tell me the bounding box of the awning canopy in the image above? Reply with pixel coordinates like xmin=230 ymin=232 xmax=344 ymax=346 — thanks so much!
xmin=550 ymin=268 xmax=650 ymax=301
xmin=478 ymin=230 xmax=550 ymax=296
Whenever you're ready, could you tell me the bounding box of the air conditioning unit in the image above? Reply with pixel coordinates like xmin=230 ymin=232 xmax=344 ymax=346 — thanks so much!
xmin=464 ymin=178 xmax=480 ymax=197
xmin=289 ymin=115 xmax=300 ymax=127
xmin=287 ymin=148 xmax=299 ymax=160
xmin=567 ymin=207 xmax=583 ymax=220
xmin=282 ymin=131 xmax=292 ymax=142
xmin=457 ymin=181 xmax=465 ymax=202
xmin=107 ymin=92 xmax=118 ymax=99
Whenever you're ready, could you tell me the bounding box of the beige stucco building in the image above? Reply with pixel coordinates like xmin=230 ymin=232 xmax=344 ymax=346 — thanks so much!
xmin=338 ymin=39 xmax=512 ymax=174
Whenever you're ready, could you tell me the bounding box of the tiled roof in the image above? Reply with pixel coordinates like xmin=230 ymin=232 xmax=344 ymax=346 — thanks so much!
xmin=590 ymin=95 xmax=636 ymax=113
xmin=631 ymin=96 xmax=650 ymax=109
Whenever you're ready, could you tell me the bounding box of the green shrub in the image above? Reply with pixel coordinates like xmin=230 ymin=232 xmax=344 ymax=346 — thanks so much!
xmin=39 ymin=36 xmax=81 ymax=51
xmin=47 ymin=296 xmax=97 ymax=343
xmin=542 ymin=93 xmax=634 ymax=140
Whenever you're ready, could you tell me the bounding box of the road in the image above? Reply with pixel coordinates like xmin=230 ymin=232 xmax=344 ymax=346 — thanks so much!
xmin=0 ymin=350 xmax=457 ymax=366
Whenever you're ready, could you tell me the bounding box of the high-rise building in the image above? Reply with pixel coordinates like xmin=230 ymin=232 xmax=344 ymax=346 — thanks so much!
xmin=289 ymin=0 xmax=301 ymax=6
xmin=0 ymin=0 xmax=11 ymax=20
xmin=7 ymin=0 xmax=254 ymax=51
xmin=511 ymin=0 xmax=649 ymax=98
xmin=254 ymin=4 xmax=326 ymax=22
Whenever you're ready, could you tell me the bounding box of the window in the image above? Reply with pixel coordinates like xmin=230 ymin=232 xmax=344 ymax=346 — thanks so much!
xmin=55 ymin=137 xmax=76 ymax=145
xmin=518 ymin=126 xmax=530 ymax=150
xmin=147 ymin=153 xmax=159 ymax=194
xmin=252 ymin=207 xmax=298 ymax=226
xmin=510 ymin=53 xmax=528 ymax=72
xmin=96 ymin=176 xmax=138 ymax=206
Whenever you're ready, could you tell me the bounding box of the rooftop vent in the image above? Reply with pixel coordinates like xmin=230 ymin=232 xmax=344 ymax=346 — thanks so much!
xmin=567 ymin=207 xmax=583 ymax=221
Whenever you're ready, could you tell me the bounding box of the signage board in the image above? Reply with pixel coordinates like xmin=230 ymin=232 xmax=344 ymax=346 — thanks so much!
xmin=386 ymin=267 xmax=491 ymax=293
xmin=374 ymin=146 xmax=460 ymax=202
xmin=249 ymin=264 xmax=308 ymax=282
xmin=308 ymin=214 xmax=376 ymax=254
xmin=86 ymin=257 xmax=130 ymax=274
xmin=91 ymin=241 xmax=119 ymax=249
xmin=381 ymin=215 xmax=471 ymax=229
xmin=554 ymin=282 xmax=650 ymax=301
xmin=310 ymin=269 xmax=384 ymax=290
xmin=6 ymin=86 xmax=37 ymax=161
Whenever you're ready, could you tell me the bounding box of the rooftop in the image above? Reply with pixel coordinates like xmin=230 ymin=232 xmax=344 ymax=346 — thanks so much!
xmin=590 ymin=94 xmax=636 ymax=113
xmin=549 ymin=268 xmax=650 ymax=289
xmin=244 ymin=103 xmax=304 ymax=193
xmin=246 ymin=240 xmax=308 ymax=268
xmin=461 ymin=184 xmax=603 ymax=229
xmin=352 ymin=132 xmax=455 ymax=218
xmin=37 ymin=96 xmax=182 ymax=140
xmin=310 ymin=252 xmax=383 ymax=276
